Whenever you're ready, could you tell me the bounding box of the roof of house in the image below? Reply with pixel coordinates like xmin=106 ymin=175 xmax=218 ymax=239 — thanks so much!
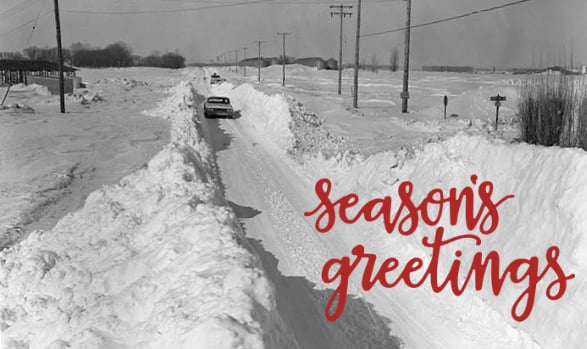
xmin=0 ymin=59 xmax=77 ymax=72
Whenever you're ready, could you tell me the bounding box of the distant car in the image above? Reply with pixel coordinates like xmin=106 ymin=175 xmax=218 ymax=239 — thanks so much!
xmin=203 ymin=96 xmax=234 ymax=118
xmin=210 ymin=73 xmax=225 ymax=85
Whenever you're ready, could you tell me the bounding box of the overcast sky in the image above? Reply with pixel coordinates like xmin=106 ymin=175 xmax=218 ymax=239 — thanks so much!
xmin=1 ymin=0 xmax=586 ymax=68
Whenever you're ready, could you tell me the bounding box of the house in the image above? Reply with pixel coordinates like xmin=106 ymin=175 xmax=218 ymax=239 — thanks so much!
xmin=0 ymin=59 xmax=80 ymax=94
xmin=325 ymin=58 xmax=338 ymax=70
xmin=294 ymin=57 xmax=326 ymax=69
xmin=293 ymin=57 xmax=338 ymax=70
xmin=239 ymin=57 xmax=272 ymax=67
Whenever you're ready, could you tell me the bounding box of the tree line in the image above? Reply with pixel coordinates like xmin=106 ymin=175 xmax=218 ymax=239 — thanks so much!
xmin=1 ymin=41 xmax=185 ymax=69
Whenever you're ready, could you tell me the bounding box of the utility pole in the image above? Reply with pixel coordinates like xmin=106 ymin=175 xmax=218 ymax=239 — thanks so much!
xmin=277 ymin=32 xmax=291 ymax=87
xmin=352 ymin=0 xmax=361 ymax=108
xmin=242 ymin=47 xmax=247 ymax=77
xmin=570 ymin=39 xmax=574 ymax=70
xmin=53 ymin=0 xmax=65 ymax=113
xmin=401 ymin=0 xmax=411 ymax=113
xmin=330 ymin=4 xmax=352 ymax=95
xmin=255 ymin=40 xmax=265 ymax=82
xmin=234 ymin=49 xmax=239 ymax=74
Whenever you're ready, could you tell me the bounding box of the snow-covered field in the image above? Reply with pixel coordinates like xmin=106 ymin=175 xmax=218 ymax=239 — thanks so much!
xmin=1 ymin=64 xmax=585 ymax=348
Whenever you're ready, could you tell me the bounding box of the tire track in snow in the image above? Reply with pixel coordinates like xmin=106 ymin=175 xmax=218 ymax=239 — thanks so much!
xmin=195 ymin=92 xmax=403 ymax=348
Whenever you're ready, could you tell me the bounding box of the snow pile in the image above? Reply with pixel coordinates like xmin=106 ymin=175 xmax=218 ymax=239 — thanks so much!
xmin=318 ymin=134 xmax=587 ymax=348
xmin=287 ymin=96 xmax=356 ymax=160
xmin=95 ymin=77 xmax=149 ymax=90
xmin=0 ymin=164 xmax=77 ymax=250
xmin=0 ymin=79 xmax=282 ymax=349
xmin=209 ymin=82 xmax=294 ymax=152
xmin=68 ymin=90 xmax=105 ymax=105
xmin=261 ymin=64 xmax=318 ymax=75
xmin=9 ymin=83 xmax=51 ymax=97
xmin=2 ymin=103 xmax=35 ymax=113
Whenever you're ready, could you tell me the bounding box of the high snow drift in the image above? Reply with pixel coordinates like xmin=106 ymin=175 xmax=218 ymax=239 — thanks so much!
xmin=2 ymin=65 xmax=586 ymax=349
xmin=207 ymin=67 xmax=587 ymax=348
xmin=0 ymin=75 xmax=294 ymax=349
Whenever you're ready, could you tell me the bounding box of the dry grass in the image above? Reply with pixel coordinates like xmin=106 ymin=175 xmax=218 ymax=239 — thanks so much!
xmin=518 ymin=74 xmax=587 ymax=149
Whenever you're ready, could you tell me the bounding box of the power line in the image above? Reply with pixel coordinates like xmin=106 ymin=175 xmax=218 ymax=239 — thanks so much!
xmin=0 ymin=0 xmax=39 ymax=18
xmin=25 ymin=0 xmax=49 ymax=47
xmin=62 ymin=0 xmax=274 ymax=15
xmin=0 ymin=10 xmax=52 ymax=37
xmin=362 ymin=0 xmax=531 ymax=38
xmin=259 ymin=0 xmax=398 ymax=3
xmin=159 ymin=0 xmax=394 ymax=3
xmin=60 ymin=0 xmax=395 ymax=14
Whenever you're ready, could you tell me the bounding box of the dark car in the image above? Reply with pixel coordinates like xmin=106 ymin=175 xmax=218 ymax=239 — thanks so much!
xmin=203 ymin=96 xmax=234 ymax=118
xmin=210 ymin=73 xmax=226 ymax=85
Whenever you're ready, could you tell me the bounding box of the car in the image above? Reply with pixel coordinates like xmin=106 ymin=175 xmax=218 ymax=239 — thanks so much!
xmin=210 ymin=73 xmax=226 ymax=85
xmin=203 ymin=96 xmax=234 ymax=118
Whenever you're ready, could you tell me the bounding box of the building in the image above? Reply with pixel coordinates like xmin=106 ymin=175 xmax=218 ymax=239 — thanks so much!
xmin=0 ymin=59 xmax=81 ymax=94
xmin=294 ymin=57 xmax=326 ymax=69
xmin=325 ymin=58 xmax=338 ymax=70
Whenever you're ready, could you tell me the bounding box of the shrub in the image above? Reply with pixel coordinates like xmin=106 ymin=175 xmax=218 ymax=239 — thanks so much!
xmin=138 ymin=52 xmax=186 ymax=69
xmin=518 ymin=74 xmax=587 ymax=149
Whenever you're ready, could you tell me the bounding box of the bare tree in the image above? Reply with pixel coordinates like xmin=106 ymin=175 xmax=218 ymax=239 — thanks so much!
xmin=390 ymin=47 xmax=399 ymax=72
xmin=371 ymin=53 xmax=379 ymax=73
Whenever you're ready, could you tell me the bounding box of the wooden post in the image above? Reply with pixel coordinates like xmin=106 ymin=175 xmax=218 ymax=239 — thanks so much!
xmin=490 ymin=94 xmax=506 ymax=131
xmin=234 ymin=49 xmax=238 ymax=74
xmin=401 ymin=0 xmax=411 ymax=113
xmin=277 ymin=32 xmax=291 ymax=87
xmin=1 ymin=85 xmax=11 ymax=106
xmin=255 ymin=41 xmax=265 ymax=82
xmin=352 ymin=0 xmax=361 ymax=108
xmin=242 ymin=47 xmax=247 ymax=77
xmin=53 ymin=0 xmax=65 ymax=113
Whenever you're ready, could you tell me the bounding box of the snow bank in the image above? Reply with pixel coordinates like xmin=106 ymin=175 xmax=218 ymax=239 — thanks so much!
xmin=261 ymin=64 xmax=319 ymax=75
xmin=9 ymin=83 xmax=51 ymax=97
xmin=0 ymin=78 xmax=281 ymax=349
xmin=215 ymin=75 xmax=585 ymax=347
xmin=316 ymin=134 xmax=587 ymax=348
xmin=209 ymin=82 xmax=294 ymax=153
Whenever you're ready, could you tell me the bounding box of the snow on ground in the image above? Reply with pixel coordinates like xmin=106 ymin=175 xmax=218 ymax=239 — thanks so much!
xmin=1 ymin=64 xmax=586 ymax=349
xmin=205 ymin=66 xmax=587 ymax=348
xmin=0 ymin=70 xmax=296 ymax=349
xmin=225 ymin=65 xmax=522 ymax=153
xmin=0 ymin=68 xmax=176 ymax=249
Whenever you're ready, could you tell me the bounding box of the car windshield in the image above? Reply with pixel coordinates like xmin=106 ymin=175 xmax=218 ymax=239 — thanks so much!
xmin=207 ymin=97 xmax=229 ymax=104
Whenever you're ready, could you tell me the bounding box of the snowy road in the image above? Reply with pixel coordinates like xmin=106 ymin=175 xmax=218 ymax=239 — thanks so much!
xmin=193 ymin=69 xmax=550 ymax=349
xmin=196 ymin=98 xmax=477 ymax=349
xmin=196 ymin=94 xmax=403 ymax=349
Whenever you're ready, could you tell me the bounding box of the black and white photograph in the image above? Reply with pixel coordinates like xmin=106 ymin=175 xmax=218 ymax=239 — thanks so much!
xmin=1 ymin=0 xmax=586 ymax=348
